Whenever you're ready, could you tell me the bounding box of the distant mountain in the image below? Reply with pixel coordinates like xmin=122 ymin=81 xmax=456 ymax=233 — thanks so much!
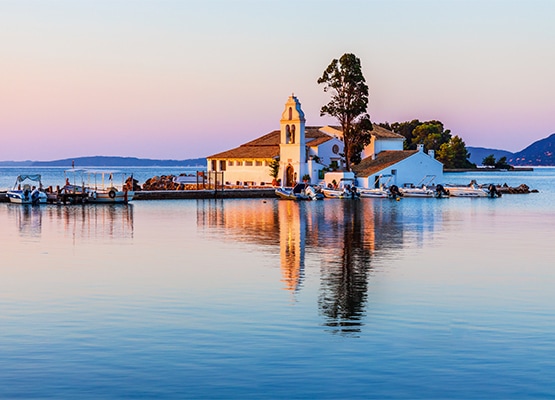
xmin=0 ymin=160 xmax=34 ymax=166
xmin=23 ymin=156 xmax=206 ymax=167
xmin=508 ymin=133 xmax=555 ymax=166
xmin=467 ymin=147 xmax=514 ymax=166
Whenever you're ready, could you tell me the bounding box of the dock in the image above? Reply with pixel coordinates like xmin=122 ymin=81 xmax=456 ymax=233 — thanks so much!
xmin=0 ymin=188 xmax=277 ymax=203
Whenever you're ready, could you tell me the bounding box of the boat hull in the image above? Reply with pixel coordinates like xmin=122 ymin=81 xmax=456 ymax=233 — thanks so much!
xmin=88 ymin=190 xmax=134 ymax=203
xmin=358 ymin=189 xmax=389 ymax=198
xmin=446 ymin=187 xmax=488 ymax=197
xmin=399 ymin=188 xmax=434 ymax=198
xmin=322 ymin=188 xmax=359 ymax=199
xmin=6 ymin=190 xmax=48 ymax=204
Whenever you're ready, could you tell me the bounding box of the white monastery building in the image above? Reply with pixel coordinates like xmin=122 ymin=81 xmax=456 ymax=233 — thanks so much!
xmin=206 ymin=95 xmax=443 ymax=188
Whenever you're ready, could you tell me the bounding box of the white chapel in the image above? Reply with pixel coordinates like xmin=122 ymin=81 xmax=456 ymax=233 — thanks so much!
xmin=206 ymin=94 xmax=443 ymax=188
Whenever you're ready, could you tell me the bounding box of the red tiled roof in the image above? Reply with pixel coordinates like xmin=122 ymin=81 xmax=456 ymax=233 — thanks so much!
xmin=352 ymin=150 xmax=418 ymax=177
xmin=207 ymin=127 xmax=334 ymax=159
xmin=326 ymin=124 xmax=404 ymax=140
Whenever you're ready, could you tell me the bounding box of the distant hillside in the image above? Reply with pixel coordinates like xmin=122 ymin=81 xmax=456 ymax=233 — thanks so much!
xmin=467 ymin=147 xmax=514 ymax=166
xmin=508 ymin=133 xmax=555 ymax=166
xmin=25 ymin=156 xmax=206 ymax=167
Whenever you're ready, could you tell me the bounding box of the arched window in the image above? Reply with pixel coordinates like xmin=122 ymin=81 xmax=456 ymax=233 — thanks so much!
xmin=285 ymin=125 xmax=291 ymax=144
xmin=288 ymin=107 xmax=292 ymax=120
xmin=291 ymin=124 xmax=296 ymax=144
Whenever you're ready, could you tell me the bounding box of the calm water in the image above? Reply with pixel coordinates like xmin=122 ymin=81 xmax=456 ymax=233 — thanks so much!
xmin=1 ymin=168 xmax=554 ymax=399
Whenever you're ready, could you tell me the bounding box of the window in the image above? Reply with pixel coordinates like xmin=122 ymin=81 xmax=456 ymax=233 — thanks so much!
xmin=288 ymin=107 xmax=292 ymax=120
xmin=291 ymin=124 xmax=296 ymax=144
xmin=285 ymin=125 xmax=291 ymax=144
xmin=220 ymin=160 xmax=226 ymax=171
xmin=255 ymin=160 xmax=262 ymax=166
xmin=245 ymin=161 xmax=253 ymax=166
xmin=228 ymin=161 xmax=234 ymax=166
xmin=236 ymin=161 xmax=243 ymax=166
xmin=211 ymin=160 xmax=217 ymax=171
xmin=332 ymin=144 xmax=340 ymax=154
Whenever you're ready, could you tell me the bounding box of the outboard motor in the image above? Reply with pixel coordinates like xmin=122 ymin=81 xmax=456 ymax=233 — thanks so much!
xmin=389 ymin=185 xmax=402 ymax=199
xmin=435 ymin=184 xmax=450 ymax=198
xmin=488 ymin=184 xmax=501 ymax=198
xmin=31 ymin=189 xmax=41 ymax=205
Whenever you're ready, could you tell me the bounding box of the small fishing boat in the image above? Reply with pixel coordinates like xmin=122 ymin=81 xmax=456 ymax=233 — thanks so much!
xmin=62 ymin=169 xmax=134 ymax=204
xmin=400 ymin=175 xmax=436 ymax=198
xmin=443 ymin=183 xmax=488 ymax=197
xmin=275 ymin=183 xmax=323 ymax=200
xmin=322 ymin=185 xmax=360 ymax=199
xmin=6 ymin=174 xmax=48 ymax=205
xmin=358 ymin=187 xmax=389 ymax=198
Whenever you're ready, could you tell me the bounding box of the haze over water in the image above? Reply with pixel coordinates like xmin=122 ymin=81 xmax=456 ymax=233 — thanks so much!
xmin=1 ymin=168 xmax=554 ymax=399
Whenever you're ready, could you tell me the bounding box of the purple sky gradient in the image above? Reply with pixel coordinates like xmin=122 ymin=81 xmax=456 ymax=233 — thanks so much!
xmin=1 ymin=0 xmax=554 ymax=161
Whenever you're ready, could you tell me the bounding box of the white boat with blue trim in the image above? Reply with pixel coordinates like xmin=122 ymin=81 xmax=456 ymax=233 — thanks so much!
xmin=6 ymin=174 xmax=48 ymax=205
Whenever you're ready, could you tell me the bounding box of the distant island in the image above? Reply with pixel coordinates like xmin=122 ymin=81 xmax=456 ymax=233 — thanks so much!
xmin=0 ymin=156 xmax=207 ymax=167
xmin=468 ymin=132 xmax=555 ymax=166
xmin=2 ymin=132 xmax=554 ymax=168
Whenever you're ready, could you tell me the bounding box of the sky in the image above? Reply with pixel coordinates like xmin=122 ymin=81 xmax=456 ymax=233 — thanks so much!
xmin=1 ymin=0 xmax=554 ymax=161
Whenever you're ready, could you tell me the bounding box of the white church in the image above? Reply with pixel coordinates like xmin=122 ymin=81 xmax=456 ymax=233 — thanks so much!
xmin=206 ymin=94 xmax=443 ymax=188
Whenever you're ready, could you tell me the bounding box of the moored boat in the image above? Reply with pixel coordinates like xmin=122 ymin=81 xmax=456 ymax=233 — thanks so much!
xmin=400 ymin=175 xmax=436 ymax=198
xmin=62 ymin=169 xmax=134 ymax=204
xmin=6 ymin=174 xmax=48 ymax=205
xmin=275 ymin=183 xmax=323 ymax=200
xmin=444 ymin=181 xmax=489 ymax=197
xmin=322 ymin=185 xmax=360 ymax=199
xmin=358 ymin=187 xmax=389 ymax=198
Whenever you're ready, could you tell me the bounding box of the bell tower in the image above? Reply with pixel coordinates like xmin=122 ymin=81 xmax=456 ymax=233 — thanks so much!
xmin=279 ymin=94 xmax=307 ymax=186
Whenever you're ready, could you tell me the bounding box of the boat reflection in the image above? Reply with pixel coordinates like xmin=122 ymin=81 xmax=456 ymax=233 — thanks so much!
xmin=45 ymin=204 xmax=135 ymax=241
xmin=8 ymin=204 xmax=43 ymax=237
xmin=196 ymin=198 xmax=439 ymax=335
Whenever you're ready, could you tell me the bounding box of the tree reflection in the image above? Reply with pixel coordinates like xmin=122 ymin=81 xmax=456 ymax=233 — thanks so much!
xmin=318 ymin=201 xmax=371 ymax=335
xmin=194 ymin=198 xmax=412 ymax=336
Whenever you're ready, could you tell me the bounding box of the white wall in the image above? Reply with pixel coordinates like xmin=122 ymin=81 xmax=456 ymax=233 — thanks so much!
xmin=356 ymin=152 xmax=443 ymax=188
xmin=207 ymin=160 xmax=275 ymax=186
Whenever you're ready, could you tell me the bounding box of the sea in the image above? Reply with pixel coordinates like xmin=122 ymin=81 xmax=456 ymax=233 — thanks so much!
xmin=1 ymin=166 xmax=554 ymax=399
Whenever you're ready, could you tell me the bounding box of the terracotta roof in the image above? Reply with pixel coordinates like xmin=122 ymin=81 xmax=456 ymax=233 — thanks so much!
xmin=325 ymin=124 xmax=404 ymax=140
xmin=207 ymin=127 xmax=334 ymax=159
xmin=352 ymin=150 xmax=418 ymax=177
xmin=370 ymin=124 xmax=404 ymax=140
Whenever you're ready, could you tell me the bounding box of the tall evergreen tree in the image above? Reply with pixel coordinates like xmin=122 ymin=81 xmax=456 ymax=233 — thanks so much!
xmin=437 ymin=135 xmax=474 ymax=169
xmin=318 ymin=53 xmax=372 ymax=171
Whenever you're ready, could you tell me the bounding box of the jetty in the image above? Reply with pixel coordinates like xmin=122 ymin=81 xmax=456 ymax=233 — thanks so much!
xmin=0 ymin=188 xmax=277 ymax=203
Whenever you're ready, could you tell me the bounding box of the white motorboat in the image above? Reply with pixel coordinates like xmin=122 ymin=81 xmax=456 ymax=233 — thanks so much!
xmin=358 ymin=187 xmax=389 ymax=198
xmin=444 ymin=183 xmax=488 ymax=197
xmin=6 ymin=174 xmax=48 ymax=205
xmin=360 ymin=174 xmax=401 ymax=199
xmin=400 ymin=175 xmax=436 ymax=198
xmin=63 ymin=169 xmax=134 ymax=204
xmin=322 ymin=185 xmax=360 ymax=199
xmin=275 ymin=184 xmax=323 ymax=200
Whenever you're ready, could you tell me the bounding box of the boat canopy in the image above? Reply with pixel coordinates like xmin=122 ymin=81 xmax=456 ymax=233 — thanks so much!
xmin=15 ymin=174 xmax=42 ymax=182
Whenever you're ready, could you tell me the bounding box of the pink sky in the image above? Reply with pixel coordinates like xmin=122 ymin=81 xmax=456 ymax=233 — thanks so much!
xmin=1 ymin=0 xmax=554 ymax=161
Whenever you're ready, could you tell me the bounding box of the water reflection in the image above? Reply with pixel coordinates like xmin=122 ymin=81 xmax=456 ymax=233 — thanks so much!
xmin=8 ymin=204 xmax=43 ymax=237
xmin=7 ymin=204 xmax=134 ymax=241
xmin=195 ymin=198 xmax=445 ymax=335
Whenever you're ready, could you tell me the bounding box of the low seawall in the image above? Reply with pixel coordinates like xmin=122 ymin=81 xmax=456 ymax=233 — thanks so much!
xmin=0 ymin=189 xmax=277 ymax=202
xmin=134 ymin=188 xmax=276 ymax=200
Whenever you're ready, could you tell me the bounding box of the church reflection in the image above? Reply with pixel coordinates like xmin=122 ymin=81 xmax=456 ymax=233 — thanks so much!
xmin=195 ymin=198 xmax=438 ymax=335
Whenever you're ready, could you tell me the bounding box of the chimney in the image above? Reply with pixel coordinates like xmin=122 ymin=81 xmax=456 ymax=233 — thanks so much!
xmin=428 ymin=150 xmax=435 ymax=158
xmin=417 ymin=144 xmax=424 ymax=152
